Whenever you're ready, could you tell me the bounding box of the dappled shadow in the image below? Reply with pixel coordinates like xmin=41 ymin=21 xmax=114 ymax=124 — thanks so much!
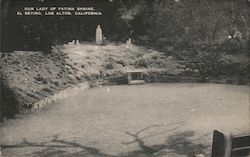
xmin=122 ymin=122 xmax=211 ymax=157
xmin=163 ymin=131 xmax=210 ymax=157
xmin=123 ymin=121 xmax=185 ymax=145
xmin=1 ymin=125 xmax=211 ymax=157
xmin=122 ymin=131 xmax=210 ymax=157
xmin=1 ymin=135 xmax=109 ymax=157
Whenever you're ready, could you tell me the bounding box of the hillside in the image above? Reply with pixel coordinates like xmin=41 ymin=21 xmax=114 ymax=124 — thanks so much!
xmin=0 ymin=43 xmax=185 ymax=120
xmin=1 ymin=42 xmax=249 ymax=121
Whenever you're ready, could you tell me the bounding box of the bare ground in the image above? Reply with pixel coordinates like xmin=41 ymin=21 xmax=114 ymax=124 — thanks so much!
xmin=0 ymin=83 xmax=249 ymax=157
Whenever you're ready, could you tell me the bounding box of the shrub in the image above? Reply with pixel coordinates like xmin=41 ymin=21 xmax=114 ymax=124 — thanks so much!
xmin=219 ymin=38 xmax=245 ymax=54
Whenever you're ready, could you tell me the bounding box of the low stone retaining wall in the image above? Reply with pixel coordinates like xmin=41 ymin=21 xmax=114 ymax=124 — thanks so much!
xmin=32 ymin=82 xmax=89 ymax=110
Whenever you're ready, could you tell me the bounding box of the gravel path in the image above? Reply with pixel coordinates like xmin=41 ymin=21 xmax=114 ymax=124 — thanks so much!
xmin=0 ymin=83 xmax=249 ymax=157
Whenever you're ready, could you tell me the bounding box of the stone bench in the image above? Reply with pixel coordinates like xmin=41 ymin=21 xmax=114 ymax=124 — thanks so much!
xmin=127 ymin=70 xmax=145 ymax=85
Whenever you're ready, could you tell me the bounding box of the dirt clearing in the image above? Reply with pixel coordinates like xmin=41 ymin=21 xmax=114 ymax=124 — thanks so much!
xmin=0 ymin=83 xmax=249 ymax=157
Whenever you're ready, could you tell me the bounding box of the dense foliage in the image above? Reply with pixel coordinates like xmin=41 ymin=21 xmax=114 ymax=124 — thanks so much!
xmin=1 ymin=0 xmax=250 ymax=54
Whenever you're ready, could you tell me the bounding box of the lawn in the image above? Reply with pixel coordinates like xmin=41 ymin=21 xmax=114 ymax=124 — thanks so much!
xmin=0 ymin=83 xmax=249 ymax=157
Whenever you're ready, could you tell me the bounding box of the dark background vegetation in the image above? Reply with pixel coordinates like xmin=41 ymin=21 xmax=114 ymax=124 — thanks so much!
xmin=1 ymin=0 xmax=250 ymax=53
xmin=1 ymin=0 xmax=249 ymax=80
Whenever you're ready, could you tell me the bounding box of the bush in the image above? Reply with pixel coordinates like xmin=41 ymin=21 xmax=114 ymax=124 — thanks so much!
xmin=105 ymin=62 xmax=114 ymax=69
xmin=1 ymin=83 xmax=19 ymax=120
xmin=219 ymin=38 xmax=245 ymax=54
xmin=190 ymin=51 xmax=225 ymax=78
xmin=155 ymin=38 xmax=173 ymax=50
xmin=135 ymin=57 xmax=147 ymax=68
xmin=187 ymin=48 xmax=249 ymax=81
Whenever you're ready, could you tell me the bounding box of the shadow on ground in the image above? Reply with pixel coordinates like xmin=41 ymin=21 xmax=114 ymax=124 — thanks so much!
xmin=121 ymin=122 xmax=210 ymax=157
xmin=1 ymin=126 xmax=211 ymax=157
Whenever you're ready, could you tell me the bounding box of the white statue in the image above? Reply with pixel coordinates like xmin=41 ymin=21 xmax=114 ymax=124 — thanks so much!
xmin=126 ymin=38 xmax=132 ymax=48
xmin=96 ymin=25 xmax=103 ymax=45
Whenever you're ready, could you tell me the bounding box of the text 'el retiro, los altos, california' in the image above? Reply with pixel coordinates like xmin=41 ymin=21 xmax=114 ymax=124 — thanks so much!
xmin=19 ymin=7 xmax=102 ymax=16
